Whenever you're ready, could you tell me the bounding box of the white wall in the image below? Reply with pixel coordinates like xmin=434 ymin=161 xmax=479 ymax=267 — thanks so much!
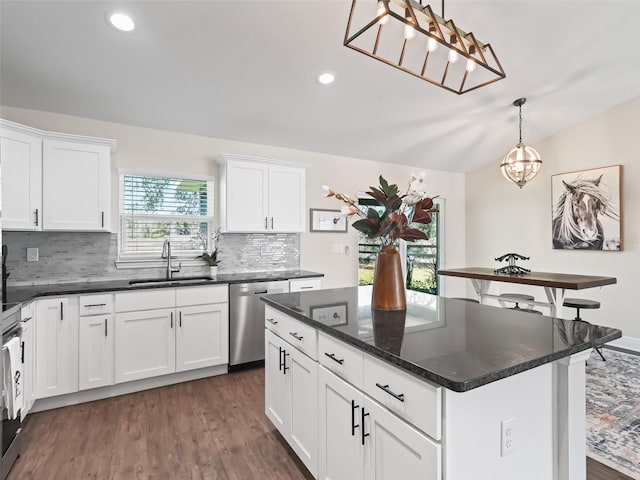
xmin=465 ymin=96 xmax=640 ymax=339
xmin=0 ymin=105 xmax=467 ymax=295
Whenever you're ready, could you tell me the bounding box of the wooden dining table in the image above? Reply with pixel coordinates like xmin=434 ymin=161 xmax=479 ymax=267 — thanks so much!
xmin=438 ymin=267 xmax=617 ymax=318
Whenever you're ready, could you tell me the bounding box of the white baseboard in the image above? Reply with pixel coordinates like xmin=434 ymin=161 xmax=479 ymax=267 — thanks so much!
xmin=30 ymin=364 xmax=228 ymax=413
xmin=606 ymin=336 xmax=640 ymax=354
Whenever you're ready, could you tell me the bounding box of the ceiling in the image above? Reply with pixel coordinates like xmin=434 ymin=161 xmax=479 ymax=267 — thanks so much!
xmin=1 ymin=1 xmax=639 ymax=173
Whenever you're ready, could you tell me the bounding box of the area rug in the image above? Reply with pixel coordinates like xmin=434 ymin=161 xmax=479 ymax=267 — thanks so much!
xmin=586 ymin=348 xmax=640 ymax=479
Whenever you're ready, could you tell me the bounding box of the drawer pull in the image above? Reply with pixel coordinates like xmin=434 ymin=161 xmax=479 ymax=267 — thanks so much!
xmin=266 ymin=317 xmax=278 ymax=325
xmin=84 ymin=303 xmax=107 ymax=308
xmin=351 ymin=400 xmax=360 ymax=436
xmin=254 ymin=290 xmax=268 ymax=295
xmin=289 ymin=332 xmax=303 ymax=341
xmin=324 ymin=352 xmax=344 ymax=365
xmin=361 ymin=407 xmax=370 ymax=445
xmin=21 ymin=316 xmax=33 ymax=323
xmin=375 ymin=383 xmax=405 ymax=402
xmin=300 ymin=286 xmax=313 ymax=290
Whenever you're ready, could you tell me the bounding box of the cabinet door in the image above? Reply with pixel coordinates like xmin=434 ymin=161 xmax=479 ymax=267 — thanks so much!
xmin=225 ymin=160 xmax=269 ymax=232
xmin=268 ymin=164 xmax=305 ymax=232
xmin=0 ymin=126 xmax=42 ymax=230
xmin=319 ymin=367 xmax=364 ymax=480
xmin=35 ymin=298 xmax=79 ymax=399
xmin=265 ymin=330 xmax=290 ymax=433
xmin=42 ymin=139 xmax=110 ymax=231
xmin=363 ymin=397 xmax=441 ymax=480
xmin=79 ymin=314 xmax=114 ymax=390
xmin=289 ymin=346 xmax=318 ymax=478
xmin=114 ymin=309 xmax=175 ymax=383
xmin=176 ymin=303 xmax=228 ymax=372
xmin=20 ymin=311 xmax=35 ymax=418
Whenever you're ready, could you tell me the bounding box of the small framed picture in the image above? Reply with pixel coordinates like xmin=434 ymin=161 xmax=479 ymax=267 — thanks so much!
xmin=310 ymin=303 xmax=348 ymax=326
xmin=310 ymin=208 xmax=347 ymax=232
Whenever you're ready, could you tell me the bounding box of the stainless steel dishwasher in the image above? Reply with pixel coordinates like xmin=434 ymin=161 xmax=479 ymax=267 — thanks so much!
xmin=229 ymin=281 xmax=289 ymax=368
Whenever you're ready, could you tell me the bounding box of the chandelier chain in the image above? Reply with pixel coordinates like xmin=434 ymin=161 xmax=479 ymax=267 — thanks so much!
xmin=518 ymin=104 xmax=523 ymax=144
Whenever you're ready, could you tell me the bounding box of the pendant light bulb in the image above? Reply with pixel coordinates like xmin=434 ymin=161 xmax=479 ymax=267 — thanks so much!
xmin=404 ymin=9 xmax=415 ymax=40
xmin=427 ymin=23 xmax=438 ymax=52
xmin=466 ymin=45 xmax=477 ymax=72
xmin=448 ymin=35 xmax=459 ymax=63
xmin=377 ymin=1 xmax=388 ymax=25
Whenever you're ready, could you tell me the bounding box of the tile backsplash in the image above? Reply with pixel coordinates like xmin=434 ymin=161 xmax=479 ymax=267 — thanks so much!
xmin=3 ymin=231 xmax=300 ymax=285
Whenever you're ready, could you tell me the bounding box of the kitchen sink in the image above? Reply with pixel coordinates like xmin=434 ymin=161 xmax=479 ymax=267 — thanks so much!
xmin=128 ymin=276 xmax=214 ymax=287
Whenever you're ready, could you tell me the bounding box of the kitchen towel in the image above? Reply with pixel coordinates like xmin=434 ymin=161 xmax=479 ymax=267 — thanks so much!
xmin=3 ymin=337 xmax=23 ymax=420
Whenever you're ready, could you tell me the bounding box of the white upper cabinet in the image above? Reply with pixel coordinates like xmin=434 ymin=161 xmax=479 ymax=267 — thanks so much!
xmin=218 ymin=154 xmax=307 ymax=233
xmin=0 ymin=119 xmax=116 ymax=232
xmin=43 ymin=139 xmax=111 ymax=231
xmin=0 ymin=122 xmax=42 ymax=230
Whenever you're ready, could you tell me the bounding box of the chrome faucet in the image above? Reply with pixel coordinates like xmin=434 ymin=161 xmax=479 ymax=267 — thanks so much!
xmin=161 ymin=239 xmax=182 ymax=279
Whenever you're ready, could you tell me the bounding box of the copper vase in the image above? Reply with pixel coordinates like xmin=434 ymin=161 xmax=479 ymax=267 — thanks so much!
xmin=371 ymin=245 xmax=406 ymax=311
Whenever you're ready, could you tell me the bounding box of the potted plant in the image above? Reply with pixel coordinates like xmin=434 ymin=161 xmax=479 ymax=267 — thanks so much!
xmin=197 ymin=228 xmax=221 ymax=277
xmin=197 ymin=250 xmax=220 ymax=277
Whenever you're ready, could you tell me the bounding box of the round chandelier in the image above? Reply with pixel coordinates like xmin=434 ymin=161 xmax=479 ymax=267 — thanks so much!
xmin=500 ymin=98 xmax=542 ymax=188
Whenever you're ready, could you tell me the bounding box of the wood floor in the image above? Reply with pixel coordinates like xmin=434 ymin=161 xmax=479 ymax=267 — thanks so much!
xmin=8 ymin=368 xmax=631 ymax=480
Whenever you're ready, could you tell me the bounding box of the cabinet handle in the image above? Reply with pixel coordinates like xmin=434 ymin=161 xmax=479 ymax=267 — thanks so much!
xmin=21 ymin=316 xmax=33 ymax=323
xmin=375 ymin=383 xmax=405 ymax=402
xmin=300 ymin=286 xmax=313 ymax=290
xmin=283 ymin=350 xmax=290 ymax=374
xmin=270 ymin=217 xmax=274 ymax=229
xmin=60 ymin=302 xmax=64 ymax=320
xmin=179 ymin=311 xmax=182 ymax=328
xmin=84 ymin=303 xmax=107 ymax=308
xmin=266 ymin=317 xmax=278 ymax=325
xmin=278 ymin=346 xmax=283 ymax=371
xmin=351 ymin=400 xmax=360 ymax=436
xmin=101 ymin=211 xmax=105 ymax=228
xmin=361 ymin=407 xmax=370 ymax=445
xmin=170 ymin=312 xmax=173 ymax=329
xmin=324 ymin=352 xmax=344 ymax=365
xmin=104 ymin=318 xmax=108 ymax=337
xmin=289 ymin=332 xmax=303 ymax=341
xmin=254 ymin=290 xmax=268 ymax=295
xmin=265 ymin=217 xmax=268 ymax=230
xmin=34 ymin=208 xmax=39 ymax=226
xmin=21 ymin=341 xmax=25 ymax=364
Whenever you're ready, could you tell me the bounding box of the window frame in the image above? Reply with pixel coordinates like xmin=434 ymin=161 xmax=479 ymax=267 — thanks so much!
xmin=116 ymin=169 xmax=215 ymax=267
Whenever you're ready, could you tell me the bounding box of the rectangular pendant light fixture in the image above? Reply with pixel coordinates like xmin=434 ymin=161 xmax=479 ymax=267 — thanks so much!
xmin=344 ymin=0 xmax=506 ymax=94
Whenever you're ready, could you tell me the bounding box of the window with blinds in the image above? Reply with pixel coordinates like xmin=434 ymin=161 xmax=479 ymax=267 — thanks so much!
xmin=119 ymin=173 xmax=214 ymax=259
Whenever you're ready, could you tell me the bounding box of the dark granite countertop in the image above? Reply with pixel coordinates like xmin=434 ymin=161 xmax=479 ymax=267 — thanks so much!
xmin=6 ymin=270 xmax=323 ymax=305
xmin=261 ymin=286 xmax=621 ymax=392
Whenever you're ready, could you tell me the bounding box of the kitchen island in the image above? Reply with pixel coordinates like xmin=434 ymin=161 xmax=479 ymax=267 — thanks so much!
xmin=261 ymin=287 xmax=621 ymax=480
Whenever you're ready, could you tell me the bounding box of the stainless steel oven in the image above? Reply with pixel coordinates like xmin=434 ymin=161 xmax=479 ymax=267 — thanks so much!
xmin=1 ymin=303 xmax=22 ymax=480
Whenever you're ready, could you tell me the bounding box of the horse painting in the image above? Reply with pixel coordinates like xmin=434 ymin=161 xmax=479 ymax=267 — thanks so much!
xmin=552 ymin=174 xmax=620 ymax=250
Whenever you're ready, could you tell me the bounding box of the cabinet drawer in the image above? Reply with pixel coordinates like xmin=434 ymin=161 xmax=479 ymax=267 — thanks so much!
xmin=175 ymin=284 xmax=228 ymax=307
xmin=79 ymin=294 xmax=113 ymax=316
xmin=289 ymin=277 xmax=322 ymax=292
xmin=363 ymin=354 xmax=442 ymax=441
xmin=265 ymin=306 xmax=317 ymax=360
xmin=319 ymin=332 xmax=363 ymax=389
xmin=115 ymin=289 xmax=175 ymax=313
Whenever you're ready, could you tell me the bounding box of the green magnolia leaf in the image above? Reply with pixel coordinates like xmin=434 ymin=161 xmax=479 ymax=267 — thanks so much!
xmin=352 ymin=218 xmax=380 ymax=238
xmin=367 ymin=207 xmax=380 ymax=220
xmin=379 ymin=176 xmax=390 ymax=195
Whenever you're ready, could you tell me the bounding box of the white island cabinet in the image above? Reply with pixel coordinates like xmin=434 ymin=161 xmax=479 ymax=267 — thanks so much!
xmin=263 ymin=297 xmax=608 ymax=480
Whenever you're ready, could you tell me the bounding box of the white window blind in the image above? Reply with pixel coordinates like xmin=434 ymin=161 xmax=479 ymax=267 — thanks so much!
xmin=119 ymin=173 xmax=214 ymax=259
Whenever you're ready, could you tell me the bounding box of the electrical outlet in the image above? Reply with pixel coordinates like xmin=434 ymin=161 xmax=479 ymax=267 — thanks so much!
xmin=26 ymin=247 xmax=39 ymax=262
xmin=501 ymin=417 xmax=516 ymax=457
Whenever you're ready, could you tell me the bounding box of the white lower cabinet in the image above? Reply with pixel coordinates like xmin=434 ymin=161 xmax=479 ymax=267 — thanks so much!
xmin=176 ymin=303 xmax=228 ymax=372
xmin=35 ymin=297 xmax=79 ymax=399
xmin=21 ymin=303 xmax=36 ymax=417
xmin=318 ymin=367 xmax=440 ymax=480
xmin=115 ymin=308 xmax=176 ymax=383
xmin=78 ymin=314 xmax=114 ymax=390
xmin=265 ymin=329 xmax=318 ymax=477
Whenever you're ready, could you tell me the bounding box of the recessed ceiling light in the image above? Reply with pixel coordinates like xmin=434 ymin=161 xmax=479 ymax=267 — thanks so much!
xmin=108 ymin=12 xmax=135 ymax=32
xmin=317 ymin=72 xmax=336 ymax=85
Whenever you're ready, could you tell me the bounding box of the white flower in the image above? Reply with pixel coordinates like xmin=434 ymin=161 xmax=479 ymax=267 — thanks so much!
xmin=405 ymin=172 xmax=428 ymax=205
